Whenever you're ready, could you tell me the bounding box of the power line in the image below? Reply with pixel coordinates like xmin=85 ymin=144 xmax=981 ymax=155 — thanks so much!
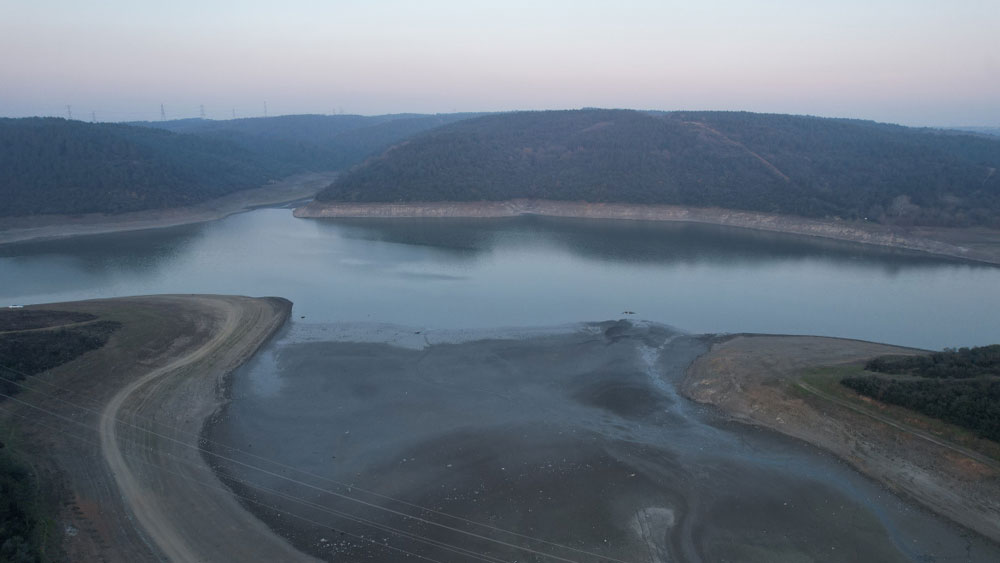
xmin=0 ymin=389 xmax=531 ymax=563
xmin=0 ymin=367 xmax=627 ymax=562
xmin=0 ymin=363 xmax=622 ymax=561
xmin=0 ymin=403 xmax=458 ymax=563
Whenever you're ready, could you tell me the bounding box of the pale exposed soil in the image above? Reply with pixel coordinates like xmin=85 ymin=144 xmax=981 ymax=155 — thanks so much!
xmin=295 ymin=199 xmax=1000 ymax=265
xmin=0 ymin=295 xmax=316 ymax=562
xmin=0 ymin=172 xmax=337 ymax=246
xmin=683 ymin=334 xmax=1000 ymax=544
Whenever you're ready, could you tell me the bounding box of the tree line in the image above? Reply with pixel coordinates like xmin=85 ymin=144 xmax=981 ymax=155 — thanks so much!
xmin=318 ymin=109 xmax=1000 ymax=228
xmin=865 ymin=345 xmax=1000 ymax=378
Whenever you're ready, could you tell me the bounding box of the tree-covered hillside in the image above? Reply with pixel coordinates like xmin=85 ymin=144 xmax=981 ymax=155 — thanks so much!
xmin=842 ymin=345 xmax=1000 ymax=441
xmin=2 ymin=113 xmax=480 ymax=217
xmin=133 ymin=113 xmax=483 ymax=174
xmin=0 ymin=118 xmax=277 ymax=216
xmin=317 ymin=110 xmax=1000 ymax=227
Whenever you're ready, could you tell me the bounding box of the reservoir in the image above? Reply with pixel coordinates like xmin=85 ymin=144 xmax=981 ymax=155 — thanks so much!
xmin=1 ymin=208 xmax=998 ymax=349
xmin=3 ymin=207 xmax=1000 ymax=561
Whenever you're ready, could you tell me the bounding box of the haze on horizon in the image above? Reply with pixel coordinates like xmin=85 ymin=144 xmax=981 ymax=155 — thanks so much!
xmin=1 ymin=0 xmax=997 ymax=127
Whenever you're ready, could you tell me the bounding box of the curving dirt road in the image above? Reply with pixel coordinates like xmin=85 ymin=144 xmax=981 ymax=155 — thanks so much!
xmin=93 ymin=295 xmax=318 ymax=562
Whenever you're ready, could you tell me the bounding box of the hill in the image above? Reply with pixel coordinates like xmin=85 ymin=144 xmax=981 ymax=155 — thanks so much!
xmin=131 ymin=113 xmax=483 ymax=174
xmin=1 ymin=114 xmax=480 ymax=217
xmin=0 ymin=118 xmax=280 ymax=216
xmin=315 ymin=109 xmax=1000 ymax=228
xmin=948 ymin=126 xmax=1000 ymax=138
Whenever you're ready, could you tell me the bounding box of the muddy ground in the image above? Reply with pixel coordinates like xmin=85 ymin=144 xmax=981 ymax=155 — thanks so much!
xmin=208 ymin=321 xmax=1000 ymax=562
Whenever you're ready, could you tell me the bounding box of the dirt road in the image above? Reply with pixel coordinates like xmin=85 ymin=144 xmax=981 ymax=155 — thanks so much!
xmin=1 ymin=295 xmax=317 ymax=562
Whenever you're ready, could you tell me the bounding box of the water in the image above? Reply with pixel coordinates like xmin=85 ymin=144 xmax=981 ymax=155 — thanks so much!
xmin=3 ymin=207 xmax=1000 ymax=561
xmin=2 ymin=209 xmax=998 ymax=349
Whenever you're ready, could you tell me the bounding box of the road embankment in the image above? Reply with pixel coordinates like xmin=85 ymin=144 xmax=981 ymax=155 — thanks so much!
xmin=683 ymin=334 xmax=1000 ymax=544
xmin=0 ymin=295 xmax=317 ymax=562
xmin=295 ymin=199 xmax=1000 ymax=265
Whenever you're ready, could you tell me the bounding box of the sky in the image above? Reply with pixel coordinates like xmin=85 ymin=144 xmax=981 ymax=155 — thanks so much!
xmin=1 ymin=0 xmax=997 ymax=126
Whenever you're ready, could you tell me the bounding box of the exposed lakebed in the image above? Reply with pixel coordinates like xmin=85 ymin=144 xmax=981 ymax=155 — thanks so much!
xmin=206 ymin=321 xmax=1000 ymax=562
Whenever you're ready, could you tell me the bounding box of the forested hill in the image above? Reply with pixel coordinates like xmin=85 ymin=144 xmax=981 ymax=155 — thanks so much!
xmin=1 ymin=118 xmax=277 ymax=216
xmin=132 ymin=113 xmax=483 ymax=173
xmin=316 ymin=110 xmax=1000 ymax=228
xmin=1 ymin=113 xmax=479 ymax=217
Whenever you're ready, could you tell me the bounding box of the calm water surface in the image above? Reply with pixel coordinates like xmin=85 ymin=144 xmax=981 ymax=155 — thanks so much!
xmin=4 ymin=208 xmax=1000 ymax=561
xmin=2 ymin=208 xmax=998 ymax=349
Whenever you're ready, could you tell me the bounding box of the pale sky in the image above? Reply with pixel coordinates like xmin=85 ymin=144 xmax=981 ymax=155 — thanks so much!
xmin=1 ymin=0 xmax=997 ymax=126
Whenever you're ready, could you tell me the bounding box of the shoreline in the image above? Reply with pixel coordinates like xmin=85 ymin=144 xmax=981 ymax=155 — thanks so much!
xmin=683 ymin=334 xmax=1000 ymax=544
xmin=0 ymin=171 xmax=337 ymax=246
xmin=5 ymin=307 xmax=997 ymax=559
xmin=0 ymin=295 xmax=316 ymax=562
xmin=295 ymin=199 xmax=1000 ymax=265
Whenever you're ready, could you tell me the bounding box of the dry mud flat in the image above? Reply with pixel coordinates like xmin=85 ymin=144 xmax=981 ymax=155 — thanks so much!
xmin=684 ymin=335 xmax=1000 ymax=546
xmin=208 ymin=321 xmax=1000 ymax=562
xmin=0 ymin=295 xmax=316 ymax=562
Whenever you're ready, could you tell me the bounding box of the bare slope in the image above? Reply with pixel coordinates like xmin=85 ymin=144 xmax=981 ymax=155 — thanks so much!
xmin=684 ymin=335 xmax=1000 ymax=543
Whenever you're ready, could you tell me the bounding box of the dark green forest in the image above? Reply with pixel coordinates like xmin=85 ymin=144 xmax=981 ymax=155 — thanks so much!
xmin=318 ymin=109 xmax=1000 ymax=227
xmin=841 ymin=376 xmax=1000 ymax=442
xmin=0 ymin=444 xmax=46 ymax=562
xmin=866 ymin=345 xmax=1000 ymax=378
xmin=0 ymin=118 xmax=276 ymax=216
xmin=0 ymin=312 xmax=120 ymax=563
xmin=1 ymin=113 xmax=480 ymax=217
xmin=0 ymin=320 xmax=119 ymax=397
xmin=842 ymin=344 xmax=1000 ymax=441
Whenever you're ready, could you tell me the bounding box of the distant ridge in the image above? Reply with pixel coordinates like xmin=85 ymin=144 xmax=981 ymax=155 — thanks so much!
xmin=314 ymin=109 xmax=1000 ymax=228
xmin=1 ymin=113 xmax=480 ymax=217
xmin=130 ymin=113 xmax=484 ymax=173
xmin=0 ymin=118 xmax=272 ymax=216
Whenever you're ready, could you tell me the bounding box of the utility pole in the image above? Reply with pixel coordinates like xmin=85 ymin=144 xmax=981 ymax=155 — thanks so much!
xmin=160 ymin=104 xmax=166 ymax=121
xmin=66 ymin=105 xmax=72 ymax=120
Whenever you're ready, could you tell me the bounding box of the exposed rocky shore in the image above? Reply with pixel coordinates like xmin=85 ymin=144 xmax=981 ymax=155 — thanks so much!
xmin=295 ymin=199 xmax=1000 ymax=265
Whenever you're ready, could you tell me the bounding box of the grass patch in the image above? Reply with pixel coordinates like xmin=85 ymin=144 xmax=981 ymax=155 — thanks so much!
xmin=0 ymin=321 xmax=120 ymax=397
xmin=797 ymin=365 xmax=1000 ymax=462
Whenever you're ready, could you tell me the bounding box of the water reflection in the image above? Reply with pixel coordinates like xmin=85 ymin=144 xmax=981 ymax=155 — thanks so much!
xmin=1 ymin=209 xmax=998 ymax=348
xmin=0 ymin=223 xmax=206 ymax=295
xmin=320 ymin=215 xmax=975 ymax=272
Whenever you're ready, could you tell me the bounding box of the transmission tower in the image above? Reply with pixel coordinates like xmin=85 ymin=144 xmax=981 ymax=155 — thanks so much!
xmin=263 ymin=101 xmax=268 ymax=118
xmin=160 ymin=103 xmax=166 ymax=121
xmin=91 ymin=111 xmax=96 ymax=123
xmin=66 ymin=105 xmax=72 ymax=120
xmin=232 ymin=107 xmax=236 ymax=119
xmin=200 ymin=104 xmax=206 ymax=119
